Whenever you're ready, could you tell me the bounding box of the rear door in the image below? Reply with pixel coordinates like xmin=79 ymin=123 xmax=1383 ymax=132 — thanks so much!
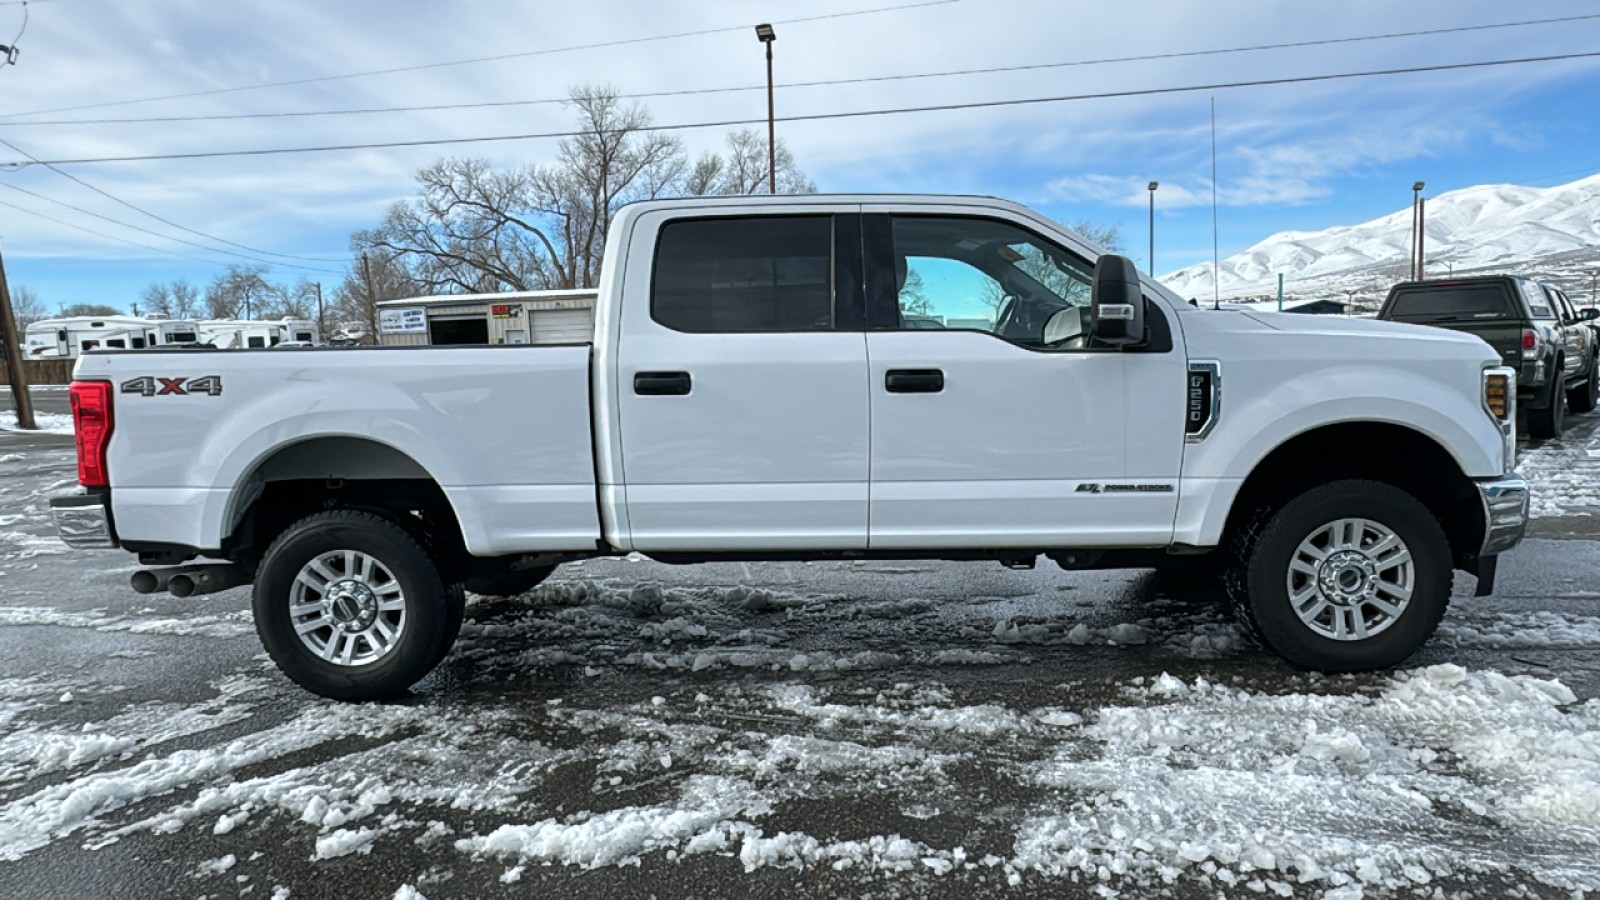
xmin=860 ymin=207 xmax=1184 ymax=550
xmin=614 ymin=207 xmax=870 ymax=551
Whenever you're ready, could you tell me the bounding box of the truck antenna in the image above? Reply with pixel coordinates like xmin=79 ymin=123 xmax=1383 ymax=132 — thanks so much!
xmin=1210 ymin=96 xmax=1220 ymax=311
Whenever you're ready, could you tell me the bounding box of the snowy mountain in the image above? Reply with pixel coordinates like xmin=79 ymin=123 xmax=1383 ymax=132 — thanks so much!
xmin=1160 ymin=174 xmax=1600 ymax=307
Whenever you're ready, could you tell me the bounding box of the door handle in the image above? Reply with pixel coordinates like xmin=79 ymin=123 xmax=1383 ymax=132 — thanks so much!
xmin=885 ymin=368 xmax=944 ymax=393
xmin=634 ymin=371 xmax=692 ymax=396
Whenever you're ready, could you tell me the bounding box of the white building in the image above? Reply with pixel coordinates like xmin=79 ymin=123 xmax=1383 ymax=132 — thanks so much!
xmin=376 ymin=290 xmax=597 ymax=347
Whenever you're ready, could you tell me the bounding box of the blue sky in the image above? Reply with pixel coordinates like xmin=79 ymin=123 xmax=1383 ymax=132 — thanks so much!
xmin=0 ymin=0 xmax=1597 ymax=314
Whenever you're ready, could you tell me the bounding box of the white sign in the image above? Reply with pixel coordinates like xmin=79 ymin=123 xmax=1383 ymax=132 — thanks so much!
xmin=378 ymin=307 xmax=428 ymax=334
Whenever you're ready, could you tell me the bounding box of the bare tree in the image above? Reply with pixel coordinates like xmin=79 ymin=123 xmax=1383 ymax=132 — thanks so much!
xmin=139 ymin=283 xmax=173 ymax=318
xmin=59 ymin=303 xmax=121 ymax=317
xmin=205 ymin=265 xmax=274 ymax=319
xmin=689 ymin=129 xmax=816 ymax=196
xmin=170 ymin=280 xmax=200 ymax=319
xmin=357 ymin=86 xmax=818 ymax=294
xmin=9 ymin=285 xmax=47 ymax=330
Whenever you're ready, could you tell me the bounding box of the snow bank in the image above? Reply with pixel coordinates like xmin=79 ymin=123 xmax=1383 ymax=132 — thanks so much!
xmin=0 ymin=412 xmax=73 ymax=436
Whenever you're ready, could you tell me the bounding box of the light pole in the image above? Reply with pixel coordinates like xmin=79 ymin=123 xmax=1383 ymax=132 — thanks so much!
xmin=1410 ymin=180 xmax=1425 ymax=280
xmin=1147 ymin=181 xmax=1158 ymax=276
xmin=755 ymin=24 xmax=777 ymax=195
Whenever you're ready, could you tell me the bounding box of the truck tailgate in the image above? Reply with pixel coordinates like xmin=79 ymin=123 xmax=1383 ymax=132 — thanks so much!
xmin=73 ymin=346 xmax=600 ymax=556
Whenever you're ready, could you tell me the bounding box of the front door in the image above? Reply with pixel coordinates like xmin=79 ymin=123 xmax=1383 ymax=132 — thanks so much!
xmin=861 ymin=209 xmax=1185 ymax=550
xmin=615 ymin=209 xmax=871 ymax=551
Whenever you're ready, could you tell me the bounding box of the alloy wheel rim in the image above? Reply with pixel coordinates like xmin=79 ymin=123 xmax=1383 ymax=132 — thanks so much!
xmin=1286 ymin=517 xmax=1413 ymax=641
xmin=289 ymin=549 xmax=407 ymax=666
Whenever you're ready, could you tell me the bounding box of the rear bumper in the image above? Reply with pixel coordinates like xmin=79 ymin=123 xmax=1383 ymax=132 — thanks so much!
xmin=49 ymin=492 xmax=118 ymax=549
xmin=1476 ymin=473 xmax=1529 ymax=557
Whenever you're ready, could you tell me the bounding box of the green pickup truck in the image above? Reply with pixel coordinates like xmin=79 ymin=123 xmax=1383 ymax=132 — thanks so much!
xmin=1379 ymin=276 xmax=1597 ymax=438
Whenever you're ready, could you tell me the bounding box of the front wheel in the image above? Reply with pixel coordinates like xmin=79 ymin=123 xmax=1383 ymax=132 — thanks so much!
xmin=1235 ymin=480 xmax=1451 ymax=672
xmin=253 ymin=510 xmax=455 ymax=701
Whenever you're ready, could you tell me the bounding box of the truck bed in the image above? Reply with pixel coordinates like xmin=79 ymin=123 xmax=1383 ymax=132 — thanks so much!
xmin=74 ymin=345 xmax=601 ymax=556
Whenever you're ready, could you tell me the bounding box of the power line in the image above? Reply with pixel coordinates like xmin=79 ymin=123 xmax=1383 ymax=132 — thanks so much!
xmin=0 ymin=196 xmax=264 ymax=269
xmin=7 ymin=11 xmax=1597 ymax=128
xmin=0 ymin=180 xmax=342 ymax=272
xmin=0 ymin=136 xmax=346 ymax=263
xmin=9 ymin=50 xmax=1600 ymax=168
xmin=0 ymin=0 xmax=959 ymax=119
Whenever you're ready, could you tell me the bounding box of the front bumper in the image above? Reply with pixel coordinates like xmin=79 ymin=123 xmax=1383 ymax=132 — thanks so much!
xmin=49 ymin=492 xmax=117 ymax=549
xmin=1476 ymin=473 xmax=1529 ymax=557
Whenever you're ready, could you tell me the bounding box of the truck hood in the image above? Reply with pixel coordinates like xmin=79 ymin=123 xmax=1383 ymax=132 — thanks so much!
xmin=1237 ymin=309 xmax=1492 ymax=348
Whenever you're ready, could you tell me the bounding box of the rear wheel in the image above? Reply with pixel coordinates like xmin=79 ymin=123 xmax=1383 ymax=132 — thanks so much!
xmin=1529 ymin=369 xmax=1565 ymax=439
xmin=1568 ymin=357 xmax=1597 ymax=414
xmin=253 ymin=510 xmax=454 ymax=701
xmin=1234 ymin=480 xmax=1451 ymax=672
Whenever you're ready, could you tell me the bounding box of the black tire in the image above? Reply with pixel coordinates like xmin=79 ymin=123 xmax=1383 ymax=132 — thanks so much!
xmin=461 ymin=564 xmax=555 ymax=598
xmin=1237 ymin=479 xmax=1451 ymax=673
xmin=1529 ymin=369 xmax=1565 ymax=439
xmin=1568 ymin=357 xmax=1597 ymax=414
xmin=431 ymin=583 xmax=467 ymax=669
xmin=253 ymin=510 xmax=454 ymax=701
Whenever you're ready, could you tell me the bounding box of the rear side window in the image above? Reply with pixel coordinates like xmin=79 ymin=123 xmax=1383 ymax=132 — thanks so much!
xmin=1387 ymin=285 xmax=1513 ymax=321
xmin=652 ymin=216 xmax=833 ymax=333
xmin=1519 ymin=281 xmax=1554 ymax=318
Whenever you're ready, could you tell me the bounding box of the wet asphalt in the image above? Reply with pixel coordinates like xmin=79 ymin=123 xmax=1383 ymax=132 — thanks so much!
xmin=1 ymin=388 xmax=1597 ymax=899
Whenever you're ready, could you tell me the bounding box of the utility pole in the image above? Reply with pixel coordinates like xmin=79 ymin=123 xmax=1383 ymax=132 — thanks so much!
xmin=315 ymin=281 xmax=324 ymax=342
xmin=1147 ymin=181 xmax=1158 ymax=276
xmin=361 ymin=254 xmax=377 ymax=345
xmin=0 ymin=245 xmax=37 ymax=430
xmin=1410 ymin=181 xmax=1425 ymax=280
xmin=1417 ymin=195 xmax=1426 ymax=279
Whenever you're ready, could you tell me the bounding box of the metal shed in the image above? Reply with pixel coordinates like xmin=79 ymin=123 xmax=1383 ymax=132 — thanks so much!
xmin=375 ymin=289 xmax=598 ymax=347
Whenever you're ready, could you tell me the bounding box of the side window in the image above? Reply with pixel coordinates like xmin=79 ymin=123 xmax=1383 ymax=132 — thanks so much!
xmin=1555 ymin=291 xmax=1576 ymax=323
xmin=652 ymin=216 xmax=833 ymax=333
xmin=106 ymin=339 xmax=126 ymax=349
xmin=886 ymin=216 xmax=1094 ymax=348
xmin=81 ymin=340 xmax=100 ymax=351
xmin=295 ymin=331 xmax=313 ymax=342
xmin=1520 ymin=281 xmax=1554 ymax=318
xmin=131 ymin=337 xmax=146 ymax=349
xmin=247 ymin=336 xmax=266 ymax=348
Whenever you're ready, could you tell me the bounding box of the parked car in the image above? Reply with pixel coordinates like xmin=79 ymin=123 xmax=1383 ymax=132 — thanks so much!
xmin=1540 ymin=282 xmax=1599 ymax=414
xmin=51 ymin=194 xmax=1526 ymax=700
xmin=1379 ymin=276 xmax=1595 ymax=438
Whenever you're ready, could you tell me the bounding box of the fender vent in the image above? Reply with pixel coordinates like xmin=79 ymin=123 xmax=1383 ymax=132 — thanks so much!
xmin=1186 ymin=361 xmax=1221 ymax=442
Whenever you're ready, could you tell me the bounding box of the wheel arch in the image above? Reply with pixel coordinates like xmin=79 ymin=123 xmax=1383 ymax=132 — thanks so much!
xmin=1219 ymin=421 xmax=1484 ymax=569
xmin=222 ymin=435 xmax=470 ymax=574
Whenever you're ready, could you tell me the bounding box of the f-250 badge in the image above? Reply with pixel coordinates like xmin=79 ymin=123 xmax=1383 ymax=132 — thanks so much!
xmin=120 ymin=375 xmax=223 ymax=397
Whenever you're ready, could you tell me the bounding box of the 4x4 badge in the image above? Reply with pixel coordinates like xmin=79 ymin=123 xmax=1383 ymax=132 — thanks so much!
xmin=120 ymin=375 xmax=223 ymax=397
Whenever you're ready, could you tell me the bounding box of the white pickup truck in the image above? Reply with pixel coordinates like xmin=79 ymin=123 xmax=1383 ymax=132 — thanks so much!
xmin=51 ymin=194 xmax=1529 ymax=700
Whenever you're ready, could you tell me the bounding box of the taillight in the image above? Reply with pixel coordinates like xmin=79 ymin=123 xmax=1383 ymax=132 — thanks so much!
xmin=69 ymin=381 xmax=113 ymax=488
xmin=1521 ymin=328 xmax=1536 ymax=353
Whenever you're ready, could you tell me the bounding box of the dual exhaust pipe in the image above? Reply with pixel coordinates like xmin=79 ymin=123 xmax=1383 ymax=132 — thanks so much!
xmin=130 ymin=564 xmax=251 ymax=598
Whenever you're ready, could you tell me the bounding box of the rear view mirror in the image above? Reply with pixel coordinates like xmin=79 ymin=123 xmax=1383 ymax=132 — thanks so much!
xmin=1091 ymin=254 xmax=1145 ymax=346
